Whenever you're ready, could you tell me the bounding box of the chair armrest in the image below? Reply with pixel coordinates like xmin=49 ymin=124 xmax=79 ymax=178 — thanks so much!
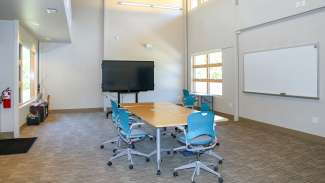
xmin=130 ymin=122 xmax=145 ymax=129
xmin=176 ymin=125 xmax=186 ymax=132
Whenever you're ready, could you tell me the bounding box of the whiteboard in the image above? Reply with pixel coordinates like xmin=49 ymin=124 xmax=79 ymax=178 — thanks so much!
xmin=243 ymin=44 xmax=319 ymax=99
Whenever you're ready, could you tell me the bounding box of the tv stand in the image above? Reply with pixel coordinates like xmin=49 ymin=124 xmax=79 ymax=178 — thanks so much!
xmin=106 ymin=91 xmax=139 ymax=118
xmin=117 ymin=91 xmax=139 ymax=105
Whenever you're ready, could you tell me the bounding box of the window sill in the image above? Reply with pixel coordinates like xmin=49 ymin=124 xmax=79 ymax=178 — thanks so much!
xmin=19 ymin=98 xmax=37 ymax=109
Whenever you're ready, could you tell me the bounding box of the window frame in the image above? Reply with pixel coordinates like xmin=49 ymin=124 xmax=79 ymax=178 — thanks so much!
xmin=191 ymin=49 xmax=223 ymax=96
xmin=188 ymin=0 xmax=209 ymax=11
xmin=19 ymin=43 xmax=38 ymax=106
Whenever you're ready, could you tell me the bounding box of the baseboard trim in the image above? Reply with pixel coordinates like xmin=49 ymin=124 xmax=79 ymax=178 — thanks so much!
xmin=215 ymin=111 xmax=234 ymax=120
xmin=0 ymin=132 xmax=14 ymax=139
xmin=50 ymin=108 xmax=103 ymax=113
xmin=239 ymin=117 xmax=325 ymax=145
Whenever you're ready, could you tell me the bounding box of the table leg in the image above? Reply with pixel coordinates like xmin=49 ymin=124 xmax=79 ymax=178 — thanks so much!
xmin=156 ymin=128 xmax=161 ymax=175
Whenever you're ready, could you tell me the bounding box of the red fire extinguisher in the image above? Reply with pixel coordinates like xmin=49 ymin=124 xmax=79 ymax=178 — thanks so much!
xmin=1 ymin=88 xmax=12 ymax=109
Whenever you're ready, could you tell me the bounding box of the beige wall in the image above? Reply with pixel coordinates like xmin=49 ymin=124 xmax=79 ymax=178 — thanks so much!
xmin=187 ymin=0 xmax=236 ymax=115
xmin=40 ymin=0 xmax=104 ymax=110
xmin=238 ymin=9 xmax=325 ymax=138
xmin=0 ymin=20 xmax=19 ymax=137
xmin=104 ymin=0 xmax=185 ymax=103
xmin=188 ymin=0 xmax=325 ymax=137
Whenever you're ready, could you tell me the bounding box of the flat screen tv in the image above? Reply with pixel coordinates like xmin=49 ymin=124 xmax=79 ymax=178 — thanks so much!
xmin=102 ymin=60 xmax=154 ymax=92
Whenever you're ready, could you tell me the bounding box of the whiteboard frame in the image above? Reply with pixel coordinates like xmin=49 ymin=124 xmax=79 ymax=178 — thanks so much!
xmin=242 ymin=43 xmax=320 ymax=100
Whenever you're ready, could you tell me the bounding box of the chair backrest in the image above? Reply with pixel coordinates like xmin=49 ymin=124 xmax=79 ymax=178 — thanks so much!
xmin=183 ymin=89 xmax=190 ymax=97
xmin=186 ymin=111 xmax=216 ymax=145
xmin=111 ymin=100 xmax=119 ymax=121
xmin=117 ymin=109 xmax=131 ymax=136
xmin=183 ymin=95 xmax=196 ymax=107
xmin=200 ymin=103 xmax=210 ymax=112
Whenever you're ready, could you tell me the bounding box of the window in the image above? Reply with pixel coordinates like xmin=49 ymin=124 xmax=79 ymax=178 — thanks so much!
xmin=188 ymin=0 xmax=208 ymax=10
xmin=19 ymin=45 xmax=38 ymax=104
xmin=188 ymin=0 xmax=198 ymax=10
xmin=191 ymin=51 xmax=223 ymax=95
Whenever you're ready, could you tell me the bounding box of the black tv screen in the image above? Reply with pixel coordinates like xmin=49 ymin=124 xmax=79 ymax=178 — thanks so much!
xmin=102 ymin=60 xmax=154 ymax=92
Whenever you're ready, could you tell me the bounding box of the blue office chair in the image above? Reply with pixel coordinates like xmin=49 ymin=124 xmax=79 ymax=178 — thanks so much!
xmin=172 ymin=111 xmax=224 ymax=183
xmin=107 ymin=109 xmax=151 ymax=169
xmin=182 ymin=89 xmax=197 ymax=108
xmin=200 ymin=103 xmax=210 ymax=112
xmin=100 ymin=100 xmax=122 ymax=150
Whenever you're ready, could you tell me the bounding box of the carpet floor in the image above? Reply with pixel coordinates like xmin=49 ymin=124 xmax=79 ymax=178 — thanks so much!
xmin=0 ymin=112 xmax=324 ymax=183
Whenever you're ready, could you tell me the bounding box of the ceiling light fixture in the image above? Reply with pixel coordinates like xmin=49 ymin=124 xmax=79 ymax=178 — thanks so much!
xmin=46 ymin=8 xmax=58 ymax=14
xmin=118 ymin=1 xmax=183 ymax=10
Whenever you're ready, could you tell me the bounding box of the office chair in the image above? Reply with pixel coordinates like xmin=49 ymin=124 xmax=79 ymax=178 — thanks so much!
xmin=200 ymin=103 xmax=210 ymax=112
xmin=172 ymin=111 xmax=224 ymax=183
xmin=182 ymin=89 xmax=197 ymax=108
xmin=100 ymin=100 xmax=122 ymax=151
xmin=107 ymin=109 xmax=151 ymax=169
xmin=101 ymin=100 xmax=150 ymax=150
xmin=172 ymin=89 xmax=197 ymax=138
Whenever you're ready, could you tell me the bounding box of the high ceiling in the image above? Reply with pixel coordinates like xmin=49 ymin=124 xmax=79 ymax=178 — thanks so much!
xmin=0 ymin=0 xmax=71 ymax=42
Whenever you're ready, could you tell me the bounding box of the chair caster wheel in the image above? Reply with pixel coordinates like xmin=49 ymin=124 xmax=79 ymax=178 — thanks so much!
xmin=113 ymin=148 xmax=118 ymax=153
xmin=173 ymin=150 xmax=177 ymax=154
xmin=129 ymin=164 xmax=133 ymax=169
xmin=214 ymin=166 xmax=219 ymax=172
xmin=107 ymin=161 xmax=112 ymax=166
xmin=218 ymin=177 xmax=223 ymax=183
xmin=156 ymin=170 xmax=161 ymax=176
xmin=149 ymin=137 xmax=154 ymax=141
xmin=167 ymin=151 xmax=171 ymax=155
xmin=146 ymin=157 xmax=150 ymax=162
xmin=192 ymin=181 xmax=195 ymax=183
xmin=216 ymin=142 xmax=220 ymax=146
xmin=171 ymin=134 xmax=176 ymax=138
xmin=218 ymin=160 xmax=223 ymax=165
xmin=131 ymin=144 xmax=135 ymax=149
xmin=100 ymin=145 xmax=104 ymax=149
xmin=173 ymin=171 xmax=178 ymax=177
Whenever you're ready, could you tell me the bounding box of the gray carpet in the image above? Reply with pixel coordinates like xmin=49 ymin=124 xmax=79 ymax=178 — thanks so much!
xmin=0 ymin=112 xmax=324 ymax=183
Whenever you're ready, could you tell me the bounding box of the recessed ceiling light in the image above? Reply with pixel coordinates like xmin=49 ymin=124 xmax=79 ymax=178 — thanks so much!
xmin=45 ymin=37 xmax=52 ymax=41
xmin=46 ymin=8 xmax=58 ymax=14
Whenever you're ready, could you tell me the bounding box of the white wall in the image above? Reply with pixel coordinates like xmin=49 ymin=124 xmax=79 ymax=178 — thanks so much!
xmin=188 ymin=0 xmax=325 ymax=137
xmin=238 ymin=0 xmax=325 ymax=29
xmin=104 ymin=0 xmax=185 ymax=103
xmin=187 ymin=0 xmax=236 ymax=114
xmin=238 ymin=9 xmax=325 ymax=137
xmin=0 ymin=20 xmax=19 ymax=137
xmin=40 ymin=0 xmax=104 ymax=110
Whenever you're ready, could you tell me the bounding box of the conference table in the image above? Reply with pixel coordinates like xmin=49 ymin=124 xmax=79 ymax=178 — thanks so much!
xmin=120 ymin=102 xmax=228 ymax=175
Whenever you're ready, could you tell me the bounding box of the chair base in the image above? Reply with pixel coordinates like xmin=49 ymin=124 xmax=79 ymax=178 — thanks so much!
xmin=108 ymin=147 xmax=150 ymax=169
xmin=173 ymin=146 xmax=224 ymax=162
xmin=174 ymin=161 xmax=223 ymax=183
xmin=100 ymin=136 xmax=120 ymax=149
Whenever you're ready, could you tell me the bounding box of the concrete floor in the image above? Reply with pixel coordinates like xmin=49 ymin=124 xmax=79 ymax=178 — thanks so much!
xmin=0 ymin=112 xmax=325 ymax=183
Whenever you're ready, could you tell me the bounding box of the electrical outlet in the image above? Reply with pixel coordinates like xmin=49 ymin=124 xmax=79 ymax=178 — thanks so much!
xmin=312 ymin=117 xmax=319 ymax=124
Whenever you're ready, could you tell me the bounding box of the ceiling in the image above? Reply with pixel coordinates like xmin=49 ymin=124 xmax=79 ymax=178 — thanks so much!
xmin=0 ymin=0 xmax=71 ymax=42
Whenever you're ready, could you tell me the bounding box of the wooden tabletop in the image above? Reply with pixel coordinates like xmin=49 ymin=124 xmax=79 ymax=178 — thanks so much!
xmin=120 ymin=102 xmax=228 ymax=128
